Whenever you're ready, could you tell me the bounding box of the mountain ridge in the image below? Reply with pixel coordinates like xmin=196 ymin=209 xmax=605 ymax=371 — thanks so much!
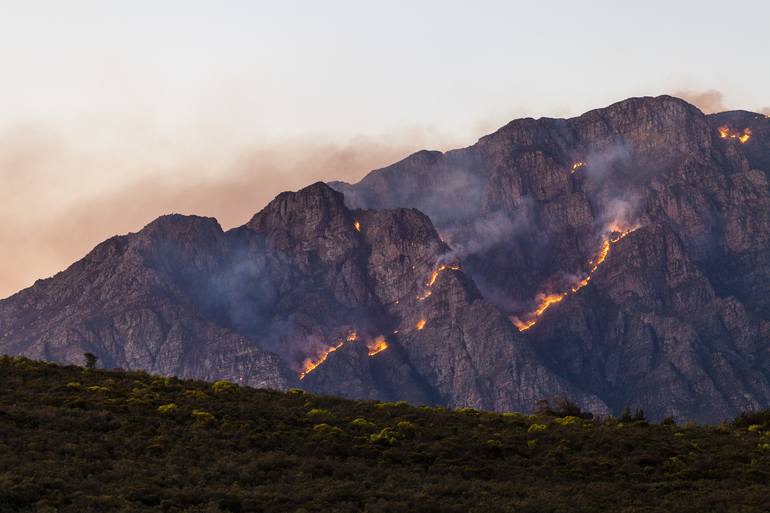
xmin=3 ymin=95 xmax=770 ymax=421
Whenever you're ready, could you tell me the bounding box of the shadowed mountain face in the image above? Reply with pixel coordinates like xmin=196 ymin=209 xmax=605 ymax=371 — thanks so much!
xmin=0 ymin=183 xmax=604 ymax=415
xmin=332 ymin=95 xmax=770 ymax=422
xmin=2 ymin=96 xmax=770 ymax=421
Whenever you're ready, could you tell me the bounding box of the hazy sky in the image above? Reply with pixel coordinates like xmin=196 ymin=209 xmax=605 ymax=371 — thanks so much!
xmin=2 ymin=0 xmax=769 ymax=298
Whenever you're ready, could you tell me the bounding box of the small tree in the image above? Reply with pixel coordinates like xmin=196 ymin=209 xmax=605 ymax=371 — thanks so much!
xmin=84 ymin=352 xmax=97 ymax=370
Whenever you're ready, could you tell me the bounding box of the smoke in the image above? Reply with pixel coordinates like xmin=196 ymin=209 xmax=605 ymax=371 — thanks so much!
xmin=674 ymin=89 xmax=727 ymax=114
xmin=439 ymin=200 xmax=536 ymax=264
xmin=0 ymin=124 xmax=462 ymax=299
xmin=674 ymin=89 xmax=770 ymax=116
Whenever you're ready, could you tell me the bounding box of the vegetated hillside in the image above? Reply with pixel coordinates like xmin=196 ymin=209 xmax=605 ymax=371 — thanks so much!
xmin=2 ymin=357 xmax=770 ymax=513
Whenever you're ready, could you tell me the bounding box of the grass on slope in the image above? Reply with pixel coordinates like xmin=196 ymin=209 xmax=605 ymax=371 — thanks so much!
xmin=1 ymin=356 xmax=770 ymax=512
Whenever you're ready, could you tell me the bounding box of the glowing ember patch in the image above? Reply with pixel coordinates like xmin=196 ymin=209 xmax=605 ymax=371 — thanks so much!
xmin=416 ymin=319 xmax=427 ymax=330
xmin=346 ymin=331 xmax=358 ymax=342
xmin=417 ymin=290 xmax=432 ymax=301
xmin=299 ymin=341 xmax=345 ymax=380
xmin=719 ymin=126 xmax=752 ymax=144
xmin=511 ymin=225 xmax=636 ymax=332
xmin=354 ymin=220 xmax=361 ymax=232
xmin=571 ymin=162 xmax=586 ymax=173
xmin=367 ymin=336 xmax=389 ymax=356
xmin=425 ymin=263 xmax=461 ymax=287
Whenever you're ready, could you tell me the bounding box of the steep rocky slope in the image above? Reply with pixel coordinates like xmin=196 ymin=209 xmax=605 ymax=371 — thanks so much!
xmin=332 ymin=95 xmax=770 ymax=421
xmin=3 ymin=95 xmax=769 ymax=421
xmin=0 ymin=183 xmax=604 ymax=414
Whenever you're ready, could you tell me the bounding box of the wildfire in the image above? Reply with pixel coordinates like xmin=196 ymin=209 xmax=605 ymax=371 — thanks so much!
xmin=367 ymin=336 xmax=389 ymax=356
xmin=354 ymin=220 xmax=361 ymax=232
xmin=416 ymin=290 xmax=432 ymax=301
xmin=299 ymin=340 xmax=345 ymax=380
xmin=426 ymin=263 xmax=461 ymax=287
xmin=416 ymin=319 xmax=427 ymax=330
xmin=299 ymin=330 xmax=359 ymax=379
xmin=571 ymin=161 xmax=586 ymax=173
xmin=719 ymin=126 xmax=752 ymax=144
xmin=511 ymin=225 xmax=635 ymax=332
xmin=417 ymin=263 xmax=460 ymax=300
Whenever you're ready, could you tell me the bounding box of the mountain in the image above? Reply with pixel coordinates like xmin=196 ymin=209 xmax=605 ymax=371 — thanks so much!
xmin=0 ymin=182 xmax=602 ymax=415
xmin=2 ymin=95 xmax=770 ymax=421
xmin=332 ymin=96 xmax=770 ymax=422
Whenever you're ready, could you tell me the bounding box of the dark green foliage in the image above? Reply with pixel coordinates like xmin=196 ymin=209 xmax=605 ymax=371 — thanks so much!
xmin=83 ymin=352 xmax=97 ymax=370
xmin=535 ymin=397 xmax=593 ymax=419
xmin=1 ymin=356 xmax=769 ymax=512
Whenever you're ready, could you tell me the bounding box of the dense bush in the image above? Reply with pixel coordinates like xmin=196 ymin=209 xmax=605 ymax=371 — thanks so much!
xmin=1 ymin=355 xmax=769 ymax=512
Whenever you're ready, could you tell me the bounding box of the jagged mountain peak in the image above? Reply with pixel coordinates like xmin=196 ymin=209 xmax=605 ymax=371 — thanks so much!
xmin=3 ymin=96 xmax=770 ymax=421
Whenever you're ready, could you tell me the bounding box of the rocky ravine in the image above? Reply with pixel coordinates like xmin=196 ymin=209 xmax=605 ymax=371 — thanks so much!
xmin=2 ymin=95 xmax=770 ymax=421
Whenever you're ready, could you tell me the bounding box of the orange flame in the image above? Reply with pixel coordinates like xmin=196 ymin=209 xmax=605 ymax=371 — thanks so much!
xmin=571 ymin=161 xmax=586 ymax=173
xmin=367 ymin=336 xmax=389 ymax=356
xmin=417 ymin=290 xmax=432 ymax=301
xmin=511 ymin=225 xmax=635 ymax=332
xmin=354 ymin=220 xmax=361 ymax=232
xmin=425 ymin=263 xmax=461 ymax=287
xmin=719 ymin=126 xmax=751 ymax=144
xmin=299 ymin=330 xmax=358 ymax=379
xmin=416 ymin=319 xmax=427 ymax=330
xmin=299 ymin=341 xmax=345 ymax=379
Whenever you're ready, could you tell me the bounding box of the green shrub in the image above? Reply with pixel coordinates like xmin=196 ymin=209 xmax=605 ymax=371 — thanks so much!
xmin=370 ymin=427 xmax=398 ymax=445
xmin=157 ymin=403 xmax=178 ymax=414
xmin=397 ymin=421 xmax=416 ymax=431
xmin=350 ymin=417 xmax=374 ymax=428
xmin=307 ymin=408 xmax=332 ymax=418
xmin=375 ymin=401 xmax=409 ymax=409
xmin=184 ymin=389 xmax=208 ymax=400
xmin=528 ymin=423 xmax=547 ymax=433
xmin=211 ymin=380 xmax=238 ymax=394
xmin=313 ymin=423 xmax=342 ymax=434
xmin=191 ymin=410 xmax=215 ymax=423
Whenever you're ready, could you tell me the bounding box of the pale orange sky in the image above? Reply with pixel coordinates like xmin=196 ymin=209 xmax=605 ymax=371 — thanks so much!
xmin=1 ymin=1 xmax=769 ymax=298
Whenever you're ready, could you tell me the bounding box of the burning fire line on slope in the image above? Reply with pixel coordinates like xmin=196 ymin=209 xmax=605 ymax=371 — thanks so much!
xmin=571 ymin=161 xmax=586 ymax=173
xmin=510 ymin=225 xmax=636 ymax=332
xmin=367 ymin=335 xmax=389 ymax=356
xmin=719 ymin=126 xmax=752 ymax=144
xmin=417 ymin=263 xmax=461 ymax=301
xmin=353 ymin=220 xmax=362 ymax=232
xmin=299 ymin=331 xmax=357 ymax=379
xmin=299 ymin=330 xmax=391 ymax=379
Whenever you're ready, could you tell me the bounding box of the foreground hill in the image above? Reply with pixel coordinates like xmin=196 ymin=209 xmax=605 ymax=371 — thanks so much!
xmin=2 ymin=357 xmax=770 ymax=513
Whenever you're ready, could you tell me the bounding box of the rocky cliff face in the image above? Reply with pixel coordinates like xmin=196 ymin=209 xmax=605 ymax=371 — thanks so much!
xmin=2 ymin=95 xmax=769 ymax=421
xmin=0 ymin=182 xmax=605 ymax=415
xmin=332 ymin=95 xmax=770 ymax=422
